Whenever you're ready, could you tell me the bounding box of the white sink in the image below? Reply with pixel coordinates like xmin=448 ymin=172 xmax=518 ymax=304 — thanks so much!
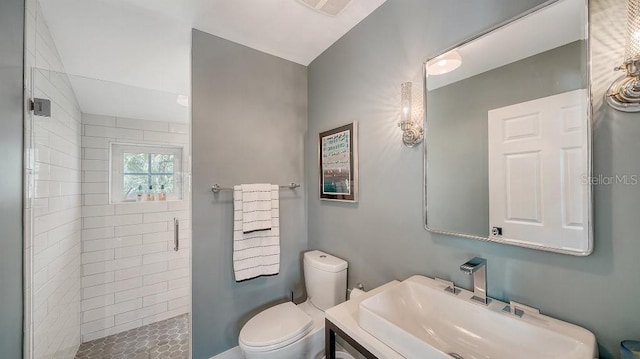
xmin=358 ymin=275 xmax=597 ymax=359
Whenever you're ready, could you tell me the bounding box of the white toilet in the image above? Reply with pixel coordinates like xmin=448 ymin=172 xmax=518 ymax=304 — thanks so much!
xmin=239 ymin=250 xmax=353 ymax=359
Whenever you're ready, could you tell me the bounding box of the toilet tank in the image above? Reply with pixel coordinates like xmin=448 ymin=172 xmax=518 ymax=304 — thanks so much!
xmin=303 ymin=250 xmax=348 ymax=311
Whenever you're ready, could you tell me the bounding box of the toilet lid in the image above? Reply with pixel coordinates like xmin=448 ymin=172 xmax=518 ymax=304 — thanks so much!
xmin=239 ymin=302 xmax=313 ymax=352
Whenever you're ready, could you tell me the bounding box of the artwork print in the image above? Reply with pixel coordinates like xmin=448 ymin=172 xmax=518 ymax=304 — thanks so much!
xmin=319 ymin=122 xmax=358 ymax=202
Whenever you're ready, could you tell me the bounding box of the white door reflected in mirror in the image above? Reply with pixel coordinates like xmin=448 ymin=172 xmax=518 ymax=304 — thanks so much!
xmin=488 ymin=89 xmax=589 ymax=253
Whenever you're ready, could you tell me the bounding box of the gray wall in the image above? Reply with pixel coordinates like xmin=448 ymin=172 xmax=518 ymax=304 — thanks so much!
xmin=0 ymin=0 xmax=24 ymax=356
xmin=307 ymin=0 xmax=639 ymax=358
xmin=428 ymin=41 xmax=585 ymax=237
xmin=191 ymin=30 xmax=308 ymax=358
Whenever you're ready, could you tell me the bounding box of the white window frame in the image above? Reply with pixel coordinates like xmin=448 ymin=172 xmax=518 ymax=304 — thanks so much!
xmin=110 ymin=143 xmax=184 ymax=203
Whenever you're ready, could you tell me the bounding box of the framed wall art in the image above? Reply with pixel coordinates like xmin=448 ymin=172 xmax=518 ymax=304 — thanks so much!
xmin=318 ymin=122 xmax=358 ymax=202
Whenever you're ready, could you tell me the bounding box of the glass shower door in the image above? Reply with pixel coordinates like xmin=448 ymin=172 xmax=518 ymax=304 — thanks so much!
xmin=25 ymin=66 xmax=84 ymax=359
xmin=25 ymin=68 xmax=193 ymax=359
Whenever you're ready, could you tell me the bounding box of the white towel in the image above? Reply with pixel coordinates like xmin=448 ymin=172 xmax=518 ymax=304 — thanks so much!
xmin=240 ymin=183 xmax=273 ymax=233
xmin=233 ymin=185 xmax=280 ymax=281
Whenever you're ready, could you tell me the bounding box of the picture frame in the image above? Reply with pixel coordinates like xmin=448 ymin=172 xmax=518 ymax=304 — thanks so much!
xmin=319 ymin=122 xmax=358 ymax=202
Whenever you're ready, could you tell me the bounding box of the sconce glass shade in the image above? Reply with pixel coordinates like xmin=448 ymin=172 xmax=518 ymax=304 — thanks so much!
xmin=606 ymin=0 xmax=640 ymax=112
xmin=625 ymin=0 xmax=640 ymax=61
xmin=400 ymin=82 xmax=412 ymax=128
xmin=427 ymin=50 xmax=462 ymax=76
xmin=398 ymin=81 xmax=423 ymax=147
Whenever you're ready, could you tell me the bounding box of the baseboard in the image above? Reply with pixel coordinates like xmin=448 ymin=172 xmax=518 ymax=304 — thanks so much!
xmin=210 ymin=346 xmax=242 ymax=359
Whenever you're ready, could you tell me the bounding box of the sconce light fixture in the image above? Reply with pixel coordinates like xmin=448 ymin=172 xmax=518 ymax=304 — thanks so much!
xmin=398 ymin=82 xmax=423 ymax=147
xmin=606 ymin=0 xmax=640 ymax=112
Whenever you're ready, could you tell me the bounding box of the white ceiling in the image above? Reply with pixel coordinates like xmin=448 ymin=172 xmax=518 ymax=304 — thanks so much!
xmin=38 ymin=0 xmax=387 ymax=122
xmin=66 ymin=74 xmax=190 ymax=124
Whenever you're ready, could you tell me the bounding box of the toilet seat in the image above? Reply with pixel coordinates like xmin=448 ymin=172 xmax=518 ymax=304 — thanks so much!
xmin=239 ymin=302 xmax=313 ymax=352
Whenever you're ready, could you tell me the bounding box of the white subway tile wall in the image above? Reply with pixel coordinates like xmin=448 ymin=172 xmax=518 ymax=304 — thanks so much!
xmin=24 ymin=1 xmax=192 ymax=354
xmin=80 ymin=114 xmax=191 ymax=342
xmin=25 ymin=2 xmax=83 ymax=358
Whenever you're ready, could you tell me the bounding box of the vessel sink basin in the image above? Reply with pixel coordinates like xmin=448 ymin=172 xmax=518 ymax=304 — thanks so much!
xmin=358 ymin=275 xmax=597 ymax=359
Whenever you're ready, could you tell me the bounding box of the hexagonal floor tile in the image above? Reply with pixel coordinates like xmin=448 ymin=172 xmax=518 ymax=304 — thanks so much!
xmin=75 ymin=313 xmax=189 ymax=359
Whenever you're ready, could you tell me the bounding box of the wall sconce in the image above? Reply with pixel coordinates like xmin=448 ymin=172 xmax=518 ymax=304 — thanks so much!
xmin=606 ymin=0 xmax=640 ymax=112
xmin=398 ymin=82 xmax=423 ymax=147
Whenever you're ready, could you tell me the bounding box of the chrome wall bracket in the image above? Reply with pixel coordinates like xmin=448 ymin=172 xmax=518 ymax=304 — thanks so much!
xmin=398 ymin=121 xmax=424 ymax=147
xmin=606 ymin=58 xmax=640 ymax=112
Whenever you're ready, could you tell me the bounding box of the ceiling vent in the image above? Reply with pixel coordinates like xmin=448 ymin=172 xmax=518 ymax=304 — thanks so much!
xmin=297 ymin=0 xmax=352 ymax=16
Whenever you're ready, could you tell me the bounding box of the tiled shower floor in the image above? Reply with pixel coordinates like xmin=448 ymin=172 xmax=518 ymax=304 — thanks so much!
xmin=75 ymin=314 xmax=189 ymax=359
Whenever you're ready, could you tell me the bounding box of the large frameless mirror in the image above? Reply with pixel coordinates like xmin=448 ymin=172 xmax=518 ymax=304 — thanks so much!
xmin=424 ymin=0 xmax=593 ymax=255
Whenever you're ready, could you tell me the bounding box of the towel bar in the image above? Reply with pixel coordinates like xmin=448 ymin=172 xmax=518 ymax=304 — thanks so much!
xmin=211 ymin=183 xmax=300 ymax=193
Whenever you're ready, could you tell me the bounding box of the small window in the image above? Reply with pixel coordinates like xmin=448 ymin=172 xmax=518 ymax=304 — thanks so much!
xmin=110 ymin=143 xmax=183 ymax=203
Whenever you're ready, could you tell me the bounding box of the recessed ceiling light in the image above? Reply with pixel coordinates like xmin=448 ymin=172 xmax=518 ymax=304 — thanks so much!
xmin=427 ymin=50 xmax=462 ymax=76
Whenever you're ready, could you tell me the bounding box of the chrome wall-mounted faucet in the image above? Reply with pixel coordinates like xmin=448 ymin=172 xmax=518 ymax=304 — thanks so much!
xmin=460 ymin=257 xmax=488 ymax=305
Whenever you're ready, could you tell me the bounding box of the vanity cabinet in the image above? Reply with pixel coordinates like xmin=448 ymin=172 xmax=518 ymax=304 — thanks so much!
xmin=325 ymin=318 xmax=377 ymax=359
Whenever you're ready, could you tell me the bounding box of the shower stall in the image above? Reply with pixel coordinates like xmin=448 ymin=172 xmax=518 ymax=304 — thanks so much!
xmin=23 ymin=1 xmax=192 ymax=357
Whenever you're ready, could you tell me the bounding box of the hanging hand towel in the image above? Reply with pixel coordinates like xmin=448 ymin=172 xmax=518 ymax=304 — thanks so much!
xmin=240 ymin=183 xmax=273 ymax=233
xmin=233 ymin=185 xmax=280 ymax=281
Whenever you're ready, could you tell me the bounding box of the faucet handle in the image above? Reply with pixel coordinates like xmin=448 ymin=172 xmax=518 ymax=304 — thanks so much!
xmin=503 ymin=301 xmax=540 ymax=318
xmin=435 ymin=277 xmax=460 ymax=295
